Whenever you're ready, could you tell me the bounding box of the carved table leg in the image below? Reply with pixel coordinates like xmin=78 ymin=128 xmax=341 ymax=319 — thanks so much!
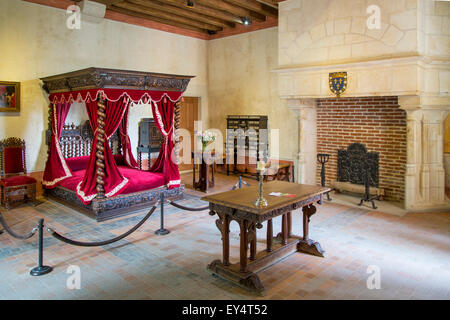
xmin=250 ymin=224 xmax=256 ymax=261
xmin=223 ymin=215 xmax=230 ymax=266
xmin=200 ymin=162 xmax=207 ymax=192
xmin=266 ymin=219 xmax=273 ymax=252
xmin=297 ymin=204 xmax=325 ymax=257
xmin=281 ymin=214 xmax=288 ymax=245
xmin=287 ymin=211 xmax=292 ymax=237
xmin=240 ymin=220 xmax=248 ymax=272
xmin=210 ymin=163 xmax=215 ymax=188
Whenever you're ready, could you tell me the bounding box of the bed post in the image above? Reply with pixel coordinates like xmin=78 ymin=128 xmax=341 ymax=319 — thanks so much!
xmin=47 ymin=104 xmax=53 ymax=158
xmin=174 ymin=99 xmax=182 ymax=164
xmin=96 ymin=96 xmax=106 ymax=198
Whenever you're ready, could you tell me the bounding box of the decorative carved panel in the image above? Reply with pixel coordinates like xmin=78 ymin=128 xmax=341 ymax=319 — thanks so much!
xmin=41 ymin=68 xmax=194 ymax=93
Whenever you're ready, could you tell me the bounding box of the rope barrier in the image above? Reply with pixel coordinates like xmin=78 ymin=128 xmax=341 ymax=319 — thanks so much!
xmin=0 ymin=212 xmax=38 ymax=240
xmin=168 ymin=201 xmax=209 ymax=212
xmin=46 ymin=206 xmax=157 ymax=247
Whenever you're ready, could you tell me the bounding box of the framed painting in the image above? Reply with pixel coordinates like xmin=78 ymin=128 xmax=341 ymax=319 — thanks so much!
xmin=0 ymin=81 xmax=20 ymax=112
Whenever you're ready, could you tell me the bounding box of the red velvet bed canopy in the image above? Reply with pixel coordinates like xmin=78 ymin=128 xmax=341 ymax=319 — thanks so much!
xmin=40 ymin=68 xmax=194 ymax=205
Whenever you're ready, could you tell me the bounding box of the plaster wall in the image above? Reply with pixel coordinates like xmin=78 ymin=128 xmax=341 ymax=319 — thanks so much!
xmin=0 ymin=0 xmax=208 ymax=172
xmin=207 ymin=28 xmax=298 ymax=163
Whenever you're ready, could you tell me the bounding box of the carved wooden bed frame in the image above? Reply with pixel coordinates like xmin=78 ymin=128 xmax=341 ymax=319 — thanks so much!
xmin=41 ymin=68 xmax=191 ymax=221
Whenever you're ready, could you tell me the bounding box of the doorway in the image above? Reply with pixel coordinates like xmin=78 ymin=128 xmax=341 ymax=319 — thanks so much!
xmin=178 ymin=97 xmax=198 ymax=172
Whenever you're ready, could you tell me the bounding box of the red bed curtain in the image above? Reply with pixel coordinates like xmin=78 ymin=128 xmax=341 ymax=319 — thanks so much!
xmin=150 ymin=98 xmax=180 ymax=189
xmin=42 ymin=102 xmax=72 ymax=187
xmin=119 ymin=104 xmax=138 ymax=168
xmin=76 ymin=96 xmax=130 ymax=204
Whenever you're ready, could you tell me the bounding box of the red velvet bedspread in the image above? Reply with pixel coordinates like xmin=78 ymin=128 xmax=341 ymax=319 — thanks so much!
xmin=59 ymin=166 xmax=165 ymax=195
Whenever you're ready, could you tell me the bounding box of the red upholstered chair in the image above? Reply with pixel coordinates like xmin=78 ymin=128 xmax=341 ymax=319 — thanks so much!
xmin=0 ymin=137 xmax=37 ymax=209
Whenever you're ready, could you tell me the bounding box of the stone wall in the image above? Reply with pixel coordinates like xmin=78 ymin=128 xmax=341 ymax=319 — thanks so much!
xmin=208 ymin=28 xmax=298 ymax=163
xmin=278 ymin=0 xmax=449 ymax=209
xmin=279 ymin=0 xmax=421 ymax=67
xmin=316 ymin=96 xmax=407 ymax=201
xmin=446 ymin=115 xmax=450 ymax=188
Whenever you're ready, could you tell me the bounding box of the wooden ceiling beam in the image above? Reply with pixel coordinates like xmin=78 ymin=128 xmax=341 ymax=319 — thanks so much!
xmin=127 ymin=0 xmax=235 ymax=28
xmin=255 ymin=0 xmax=279 ymax=9
xmin=98 ymin=0 xmax=125 ymax=5
xmin=115 ymin=1 xmax=222 ymax=31
xmin=195 ymin=0 xmax=266 ymax=22
xmin=88 ymin=0 xmax=125 ymax=5
xmin=154 ymin=0 xmax=243 ymax=25
xmin=224 ymin=0 xmax=278 ymax=18
xmin=108 ymin=5 xmax=210 ymax=33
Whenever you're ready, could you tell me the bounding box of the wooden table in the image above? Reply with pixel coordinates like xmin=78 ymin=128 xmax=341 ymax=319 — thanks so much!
xmin=222 ymin=155 xmax=294 ymax=182
xmin=201 ymin=181 xmax=331 ymax=295
xmin=192 ymin=151 xmax=215 ymax=192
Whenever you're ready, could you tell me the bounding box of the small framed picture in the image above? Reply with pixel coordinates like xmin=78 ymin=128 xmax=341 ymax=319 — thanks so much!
xmin=0 ymin=81 xmax=20 ymax=113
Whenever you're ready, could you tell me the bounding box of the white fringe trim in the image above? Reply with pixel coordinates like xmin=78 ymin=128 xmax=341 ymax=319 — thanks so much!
xmin=43 ymin=104 xmax=72 ymax=186
xmin=167 ymin=179 xmax=181 ymax=187
xmin=51 ymin=90 xmax=182 ymax=105
xmin=105 ymin=177 xmax=129 ymax=198
xmin=55 ymin=133 xmax=72 ymax=178
xmin=153 ymin=102 xmax=168 ymax=137
xmin=76 ymin=177 xmax=129 ymax=202
xmin=76 ymin=181 xmax=97 ymax=202
xmin=42 ymin=173 xmax=72 ymax=187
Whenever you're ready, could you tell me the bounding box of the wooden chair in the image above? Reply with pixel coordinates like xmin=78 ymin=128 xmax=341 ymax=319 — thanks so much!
xmin=0 ymin=137 xmax=37 ymax=209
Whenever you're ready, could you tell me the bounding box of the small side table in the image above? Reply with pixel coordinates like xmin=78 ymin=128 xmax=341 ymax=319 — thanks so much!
xmin=192 ymin=151 xmax=215 ymax=192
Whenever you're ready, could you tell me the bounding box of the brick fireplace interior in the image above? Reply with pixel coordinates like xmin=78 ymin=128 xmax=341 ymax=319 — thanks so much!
xmin=316 ymin=96 xmax=407 ymax=201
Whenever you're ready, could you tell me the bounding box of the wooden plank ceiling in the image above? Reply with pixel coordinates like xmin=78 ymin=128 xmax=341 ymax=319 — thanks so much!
xmin=78 ymin=0 xmax=282 ymax=37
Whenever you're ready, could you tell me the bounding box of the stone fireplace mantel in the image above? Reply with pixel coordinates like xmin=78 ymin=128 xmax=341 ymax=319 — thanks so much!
xmin=287 ymin=99 xmax=317 ymax=186
xmin=276 ymin=0 xmax=449 ymax=211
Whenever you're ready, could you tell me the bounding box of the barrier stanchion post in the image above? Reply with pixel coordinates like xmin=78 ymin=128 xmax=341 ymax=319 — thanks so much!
xmin=30 ymin=219 xmax=53 ymax=276
xmin=155 ymin=193 xmax=170 ymax=236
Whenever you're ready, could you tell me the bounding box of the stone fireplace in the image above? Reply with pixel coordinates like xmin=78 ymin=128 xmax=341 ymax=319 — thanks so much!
xmin=276 ymin=0 xmax=449 ymax=210
xmin=316 ymin=96 xmax=406 ymax=201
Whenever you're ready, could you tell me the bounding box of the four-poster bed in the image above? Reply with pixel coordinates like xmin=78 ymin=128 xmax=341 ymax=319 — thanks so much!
xmin=40 ymin=68 xmax=194 ymax=221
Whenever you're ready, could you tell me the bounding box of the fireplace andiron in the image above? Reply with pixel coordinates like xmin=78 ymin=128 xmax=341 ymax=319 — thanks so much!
xmin=317 ymin=154 xmax=332 ymax=201
xmin=359 ymin=164 xmax=379 ymax=210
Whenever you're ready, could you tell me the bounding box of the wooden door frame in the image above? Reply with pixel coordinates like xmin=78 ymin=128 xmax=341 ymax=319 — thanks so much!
xmin=178 ymin=96 xmax=199 ymax=173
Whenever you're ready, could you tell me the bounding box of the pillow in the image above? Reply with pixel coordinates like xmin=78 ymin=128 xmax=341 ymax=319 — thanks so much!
xmin=66 ymin=155 xmax=125 ymax=172
xmin=66 ymin=156 xmax=90 ymax=172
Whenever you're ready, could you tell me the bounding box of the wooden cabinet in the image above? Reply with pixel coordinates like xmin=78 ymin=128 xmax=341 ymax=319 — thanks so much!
xmin=226 ymin=115 xmax=269 ymax=175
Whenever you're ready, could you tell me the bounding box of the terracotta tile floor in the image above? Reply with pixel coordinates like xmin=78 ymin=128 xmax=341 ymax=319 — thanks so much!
xmin=0 ymin=187 xmax=449 ymax=300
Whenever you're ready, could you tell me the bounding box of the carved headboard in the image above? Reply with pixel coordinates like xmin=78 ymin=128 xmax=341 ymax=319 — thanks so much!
xmin=46 ymin=120 xmax=122 ymax=158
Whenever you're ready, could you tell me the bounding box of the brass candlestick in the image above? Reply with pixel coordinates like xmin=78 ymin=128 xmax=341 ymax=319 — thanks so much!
xmin=254 ymin=168 xmax=268 ymax=208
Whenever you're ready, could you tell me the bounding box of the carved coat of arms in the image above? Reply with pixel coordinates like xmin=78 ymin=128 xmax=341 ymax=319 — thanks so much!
xmin=329 ymin=72 xmax=347 ymax=97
